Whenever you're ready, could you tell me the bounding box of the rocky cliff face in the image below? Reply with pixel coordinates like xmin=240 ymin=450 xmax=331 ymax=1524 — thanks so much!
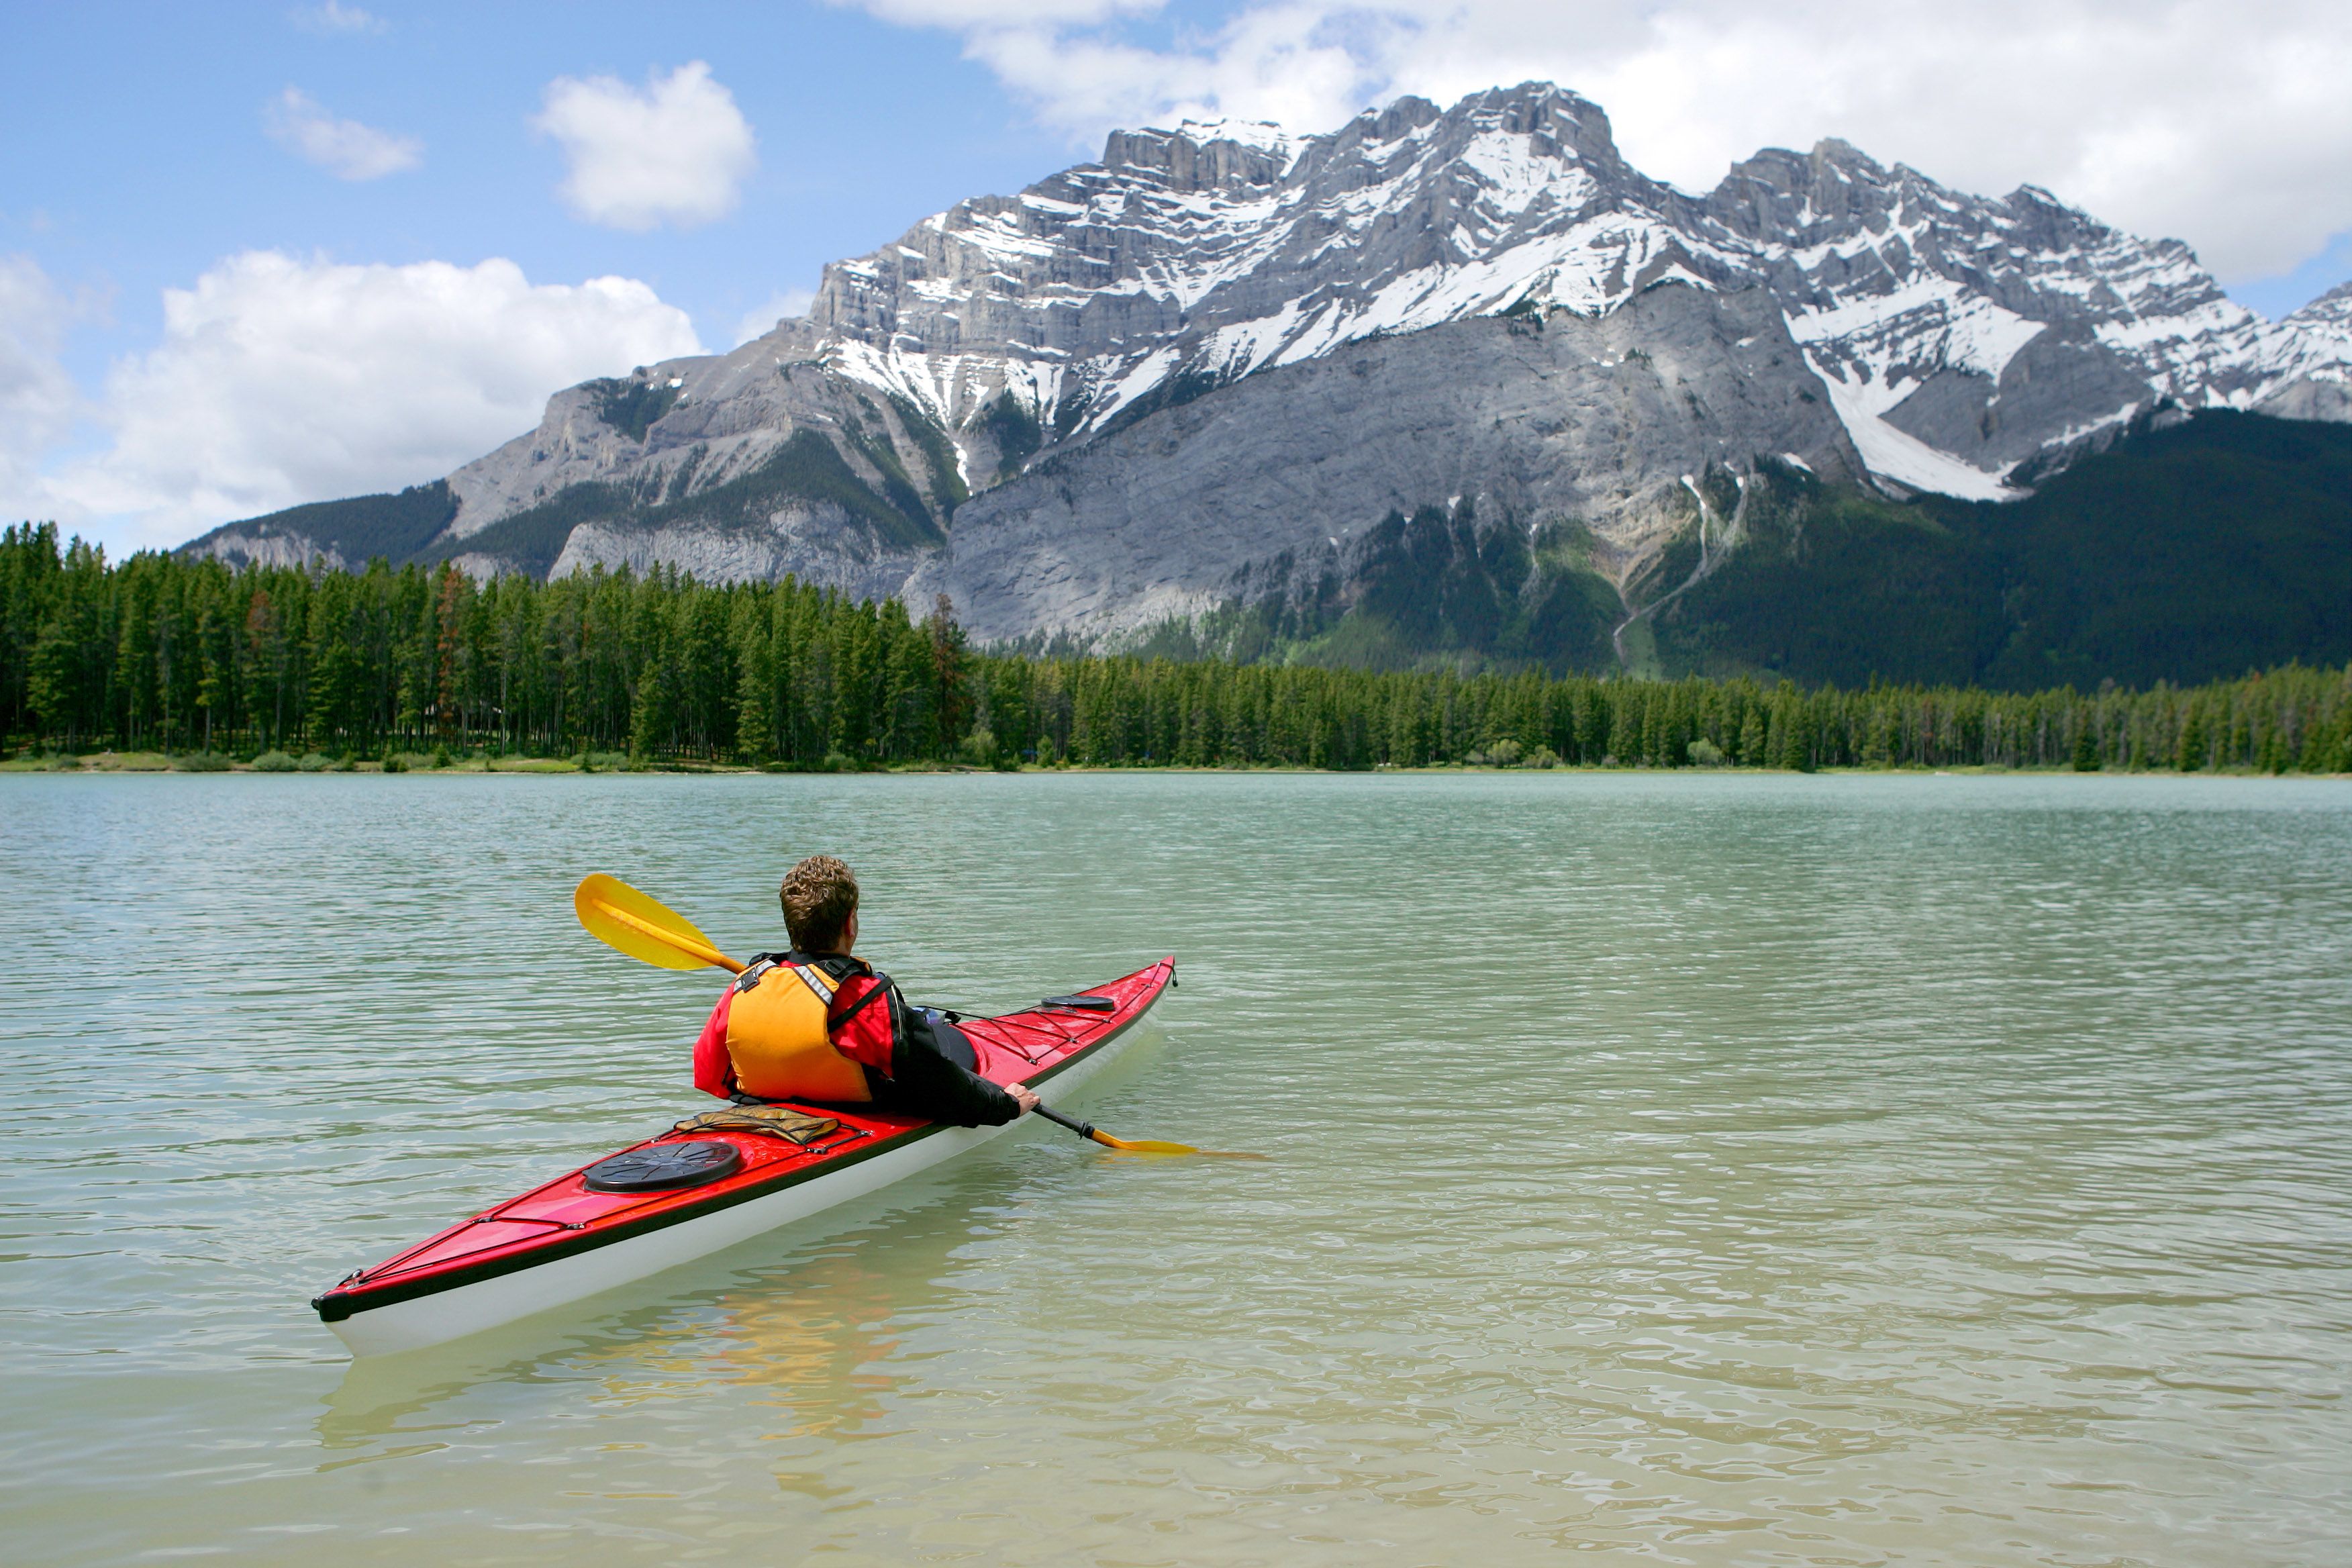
xmin=185 ymin=82 xmax=2352 ymax=652
xmin=908 ymin=283 xmax=1857 ymax=643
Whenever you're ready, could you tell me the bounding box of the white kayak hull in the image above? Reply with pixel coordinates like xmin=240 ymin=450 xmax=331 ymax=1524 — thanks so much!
xmin=327 ymin=1006 xmax=1148 ymax=1358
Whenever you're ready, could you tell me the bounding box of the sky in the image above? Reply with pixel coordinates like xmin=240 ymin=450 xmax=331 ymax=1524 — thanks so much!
xmin=3 ymin=0 xmax=2347 ymax=555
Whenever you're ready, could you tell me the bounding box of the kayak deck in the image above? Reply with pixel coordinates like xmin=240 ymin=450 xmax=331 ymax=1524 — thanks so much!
xmin=313 ymin=958 xmax=1173 ymax=1348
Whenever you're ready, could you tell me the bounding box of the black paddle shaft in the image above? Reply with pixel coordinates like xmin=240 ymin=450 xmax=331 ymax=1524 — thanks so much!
xmin=1033 ymin=1104 xmax=1097 ymax=1140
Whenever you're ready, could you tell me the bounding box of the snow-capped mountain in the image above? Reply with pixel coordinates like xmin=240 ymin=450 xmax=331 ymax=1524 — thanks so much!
xmin=797 ymin=87 xmax=2347 ymax=503
xmin=2283 ymin=279 xmax=2352 ymax=354
xmin=187 ymin=82 xmax=2351 ymax=648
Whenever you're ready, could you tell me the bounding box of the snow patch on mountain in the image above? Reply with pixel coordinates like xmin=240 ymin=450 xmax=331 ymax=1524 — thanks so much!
xmin=1809 ymin=365 xmax=2015 ymax=501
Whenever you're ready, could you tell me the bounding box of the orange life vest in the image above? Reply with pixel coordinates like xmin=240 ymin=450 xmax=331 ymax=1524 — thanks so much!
xmin=723 ymin=957 xmax=879 ymax=1102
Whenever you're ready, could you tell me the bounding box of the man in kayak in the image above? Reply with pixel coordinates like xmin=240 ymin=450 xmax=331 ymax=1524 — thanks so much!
xmin=691 ymin=855 xmax=1040 ymax=1126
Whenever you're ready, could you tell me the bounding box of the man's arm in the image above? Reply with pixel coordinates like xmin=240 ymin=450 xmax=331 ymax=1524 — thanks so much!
xmin=833 ymin=973 xmax=1034 ymax=1126
xmin=889 ymin=1026 xmax=1030 ymax=1126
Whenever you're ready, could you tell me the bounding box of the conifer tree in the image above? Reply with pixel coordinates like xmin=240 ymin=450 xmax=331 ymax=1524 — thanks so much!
xmin=1778 ymin=692 xmax=1815 ymax=772
xmin=2072 ymin=717 xmax=2101 ymax=772
xmin=2175 ymin=704 xmax=2207 ymax=771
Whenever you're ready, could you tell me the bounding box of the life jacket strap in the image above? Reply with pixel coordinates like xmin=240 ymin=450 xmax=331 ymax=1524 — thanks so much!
xmin=827 ymin=973 xmax=891 ymax=1031
xmin=735 ymin=949 xmax=870 ymax=993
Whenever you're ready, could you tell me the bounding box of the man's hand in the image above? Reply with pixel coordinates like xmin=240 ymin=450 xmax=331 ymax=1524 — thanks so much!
xmin=1007 ymin=1083 xmax=1040 ymax=1116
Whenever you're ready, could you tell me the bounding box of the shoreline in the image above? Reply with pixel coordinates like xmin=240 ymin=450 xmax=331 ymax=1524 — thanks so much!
xmin=5 ymin=750 xmax=2344 ymax=781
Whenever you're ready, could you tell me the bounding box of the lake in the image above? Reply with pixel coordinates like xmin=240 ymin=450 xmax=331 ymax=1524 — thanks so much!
xmin=3 ymin=770 xmax=2348 ymax=1565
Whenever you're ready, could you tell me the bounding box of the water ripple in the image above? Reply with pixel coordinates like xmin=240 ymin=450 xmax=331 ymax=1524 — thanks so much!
xmin=1 ymin=771 xmax=2348 ymax=1564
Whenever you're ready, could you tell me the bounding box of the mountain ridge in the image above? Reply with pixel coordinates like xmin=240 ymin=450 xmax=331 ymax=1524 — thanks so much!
xmin=181 ymin=81 xmax=2351 ymax=671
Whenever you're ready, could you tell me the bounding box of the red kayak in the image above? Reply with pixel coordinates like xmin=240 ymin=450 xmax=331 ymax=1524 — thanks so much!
xmin=315 ymin=959 xmax=1174 ymax=1357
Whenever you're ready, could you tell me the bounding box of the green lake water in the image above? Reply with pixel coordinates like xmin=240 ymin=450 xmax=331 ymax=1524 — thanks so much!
xmin=2 ymin=771 xmax=2348 ymax=1565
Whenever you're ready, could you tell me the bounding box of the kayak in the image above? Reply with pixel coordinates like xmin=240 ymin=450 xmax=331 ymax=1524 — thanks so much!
xmin=313 ymin=958 xmax=1175 ymax=1357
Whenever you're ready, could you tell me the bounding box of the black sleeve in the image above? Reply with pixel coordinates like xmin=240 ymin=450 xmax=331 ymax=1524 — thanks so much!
xmin=884 ymin=991 xmax=1023 ymax=1128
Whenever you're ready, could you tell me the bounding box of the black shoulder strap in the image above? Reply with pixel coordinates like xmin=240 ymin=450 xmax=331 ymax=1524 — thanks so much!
xmin=789 ymin=950 xmax=874 ymax=978
xmin=827 ymin=969 xmax=894 ymax=1031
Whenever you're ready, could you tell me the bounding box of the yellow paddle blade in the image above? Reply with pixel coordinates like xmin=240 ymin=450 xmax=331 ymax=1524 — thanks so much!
xmin=575 ymin=874 xmax=742 ymax=973
xmin=1088 ymin=1130 xmax=1267 ymax=1159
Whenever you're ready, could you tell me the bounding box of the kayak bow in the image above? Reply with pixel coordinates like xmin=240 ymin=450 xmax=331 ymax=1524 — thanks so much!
xmin=313 ymin=958 xmax=1174 ymax=1357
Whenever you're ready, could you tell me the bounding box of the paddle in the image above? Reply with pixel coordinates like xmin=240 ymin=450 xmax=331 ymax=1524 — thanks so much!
xmin=575 ymin=873 xmax=744 ymax=973
xmin=572 ymin=874 xmax=1261 ymax=1159
xmin=1033 ymin=1104 xmax=1265 ymax=1159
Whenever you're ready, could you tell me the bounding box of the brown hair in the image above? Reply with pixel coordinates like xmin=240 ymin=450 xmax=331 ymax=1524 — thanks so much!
xmin=779 ymin=855 xmax=859 ymax=952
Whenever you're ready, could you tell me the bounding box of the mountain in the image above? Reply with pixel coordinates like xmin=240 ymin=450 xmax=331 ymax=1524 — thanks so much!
xmin=2284 ymin=279 xmax=2352 ymax=354
xmin=183 ymin=82 xmax=2352 ymax=678
xmin=1638 ymin=409 xmax=2352 ymax=690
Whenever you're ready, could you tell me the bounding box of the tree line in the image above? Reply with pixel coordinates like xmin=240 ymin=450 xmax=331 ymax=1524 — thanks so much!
xmin=3 ymin=522 xmax=2347 ymax=774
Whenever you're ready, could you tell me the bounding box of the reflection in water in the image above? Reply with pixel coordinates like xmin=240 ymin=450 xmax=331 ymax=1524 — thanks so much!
xmin=320 ymin=1168 xmax=1026 ymax=1461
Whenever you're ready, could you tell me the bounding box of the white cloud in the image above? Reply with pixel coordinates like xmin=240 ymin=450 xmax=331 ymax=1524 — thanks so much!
xmin=846 ymin=0 xmax=2352 ymax=283
xmin=534 ymin=61 xmax=758 ymax=232
xmin=960 ymin=3 xmax=1398 ymax=142
xmin=854 ymin=0 xmax=1153 ymax=23
xmin=0 ymin=255 xmax=87 ymax=526
xmin=734 ymin=287 xmax=817 ymax=346
xmin=289 ymin=2 xmax=387 ymax=36
xmin=46 ymin=252 xmax=702 ymax=550
xmin=266 ymin=87 xmax=422 ymax=181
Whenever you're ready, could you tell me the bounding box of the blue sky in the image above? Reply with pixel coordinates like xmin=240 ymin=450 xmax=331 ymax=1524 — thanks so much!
xmin=5 ymin=0 xmax=2346 ymax=552
xmin=1 ymin=1 xmax=1078 ymax=392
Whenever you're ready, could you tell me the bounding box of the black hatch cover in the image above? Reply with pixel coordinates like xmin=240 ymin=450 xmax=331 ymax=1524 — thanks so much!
xmin=583 ymin=1140 xmax=744 ymax=1193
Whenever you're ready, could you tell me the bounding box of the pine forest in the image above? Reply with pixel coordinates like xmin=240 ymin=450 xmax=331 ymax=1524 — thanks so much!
xmin=3 ymin=523 xmax=2346 ymax=775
